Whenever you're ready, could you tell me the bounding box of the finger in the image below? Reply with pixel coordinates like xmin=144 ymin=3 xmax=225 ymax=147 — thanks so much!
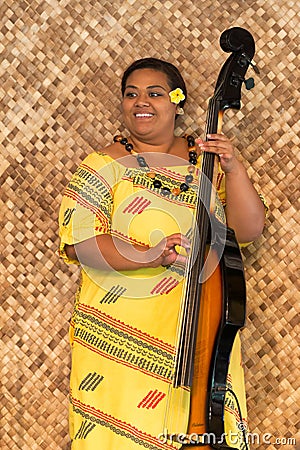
xmin=206 ymin=133 xmax=229 ymax=141
xmin=175 ymin=253 xmax=188 ymax=265
xmin=162 ymin=251 xmax=187 ymax=267
xmin=197 ymin=133 xmax=232 ymax=147
xmin=195 ymin=137 xmax=205 ymax=145
xmin=166 ymin=234 xmax=191 ymax=250
xmin=199 ymin=139 xmax=232 ymax=150
xmin=198 ymin=144 xmax=234 ymax=159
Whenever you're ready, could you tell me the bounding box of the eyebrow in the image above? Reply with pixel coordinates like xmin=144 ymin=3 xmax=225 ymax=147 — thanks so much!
xmin=125 ymin=84 xmax=168 ymax=91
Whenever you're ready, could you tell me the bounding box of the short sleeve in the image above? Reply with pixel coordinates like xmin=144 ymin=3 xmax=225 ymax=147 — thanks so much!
xmin=58 ymin=152 xmax=119 ymax=264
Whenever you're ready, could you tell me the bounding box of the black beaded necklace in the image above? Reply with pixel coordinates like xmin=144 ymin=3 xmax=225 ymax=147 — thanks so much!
xmin=113 ymin=134 xmax=198 ymax=196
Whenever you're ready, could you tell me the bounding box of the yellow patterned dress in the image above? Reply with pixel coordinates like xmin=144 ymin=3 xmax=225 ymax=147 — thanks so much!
xmin=59 ymin=151 xmax=249 ymax=450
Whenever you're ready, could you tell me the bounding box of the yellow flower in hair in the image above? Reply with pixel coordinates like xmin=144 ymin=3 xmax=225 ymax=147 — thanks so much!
xmin=169 ymin=88 xmax=185 ymax=104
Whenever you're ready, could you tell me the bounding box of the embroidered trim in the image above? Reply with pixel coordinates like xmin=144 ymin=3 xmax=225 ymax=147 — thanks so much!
xmin=123 ymin=167 xmax=198 ymax=207
xmin=73 ymin=305 xmax=175 ymax=382
xmin=71 ymin=395 xmax=175 ymax=450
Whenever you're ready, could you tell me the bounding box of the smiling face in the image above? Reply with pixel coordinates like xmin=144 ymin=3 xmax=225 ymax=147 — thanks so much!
xmin=121 ymin=69 xmax=178 ymax=145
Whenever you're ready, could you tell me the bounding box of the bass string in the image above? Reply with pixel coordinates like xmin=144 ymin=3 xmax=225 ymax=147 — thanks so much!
xmin=172 ymin=97 xmax=219 ymax=389
xmin=181 ymin=104 xmax=218 ymax=386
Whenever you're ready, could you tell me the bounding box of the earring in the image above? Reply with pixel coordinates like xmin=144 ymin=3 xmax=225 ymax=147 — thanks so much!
xmin=176 ymin=107 xmax=184 ymax=115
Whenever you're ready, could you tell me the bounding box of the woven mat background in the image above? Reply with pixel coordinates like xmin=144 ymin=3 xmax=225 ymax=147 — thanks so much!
xmin=1 ymin=0 xmax=299 ymax=449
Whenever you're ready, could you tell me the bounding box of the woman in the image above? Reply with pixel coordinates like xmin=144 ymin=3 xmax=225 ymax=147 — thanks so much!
xmin=59 ymin=57 xmax=265 ymax=450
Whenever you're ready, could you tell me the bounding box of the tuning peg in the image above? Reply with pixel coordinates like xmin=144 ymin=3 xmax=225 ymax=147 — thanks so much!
xmin=230 ymin=72 xmax=255 ymax=90
xmin=244 ymin=77 xmax=255 ymax=90
xmin=240 ymin=52 xmax=260 ymax=74
xmin=249 ymin=60 xmax=260 ymax=74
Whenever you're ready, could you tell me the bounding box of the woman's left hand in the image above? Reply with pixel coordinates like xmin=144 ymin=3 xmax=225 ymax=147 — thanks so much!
xmin=196 ymin=133 xmax=240 ymax=174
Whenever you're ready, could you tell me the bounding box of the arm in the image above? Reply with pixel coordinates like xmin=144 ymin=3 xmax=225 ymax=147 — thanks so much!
xmin=223 ymin=160 xmax=265 ymax=242
xmin=65 ymin=233 xmax=190 ymax=270
xmin=196 ymin=134 xmax=265 ymax=243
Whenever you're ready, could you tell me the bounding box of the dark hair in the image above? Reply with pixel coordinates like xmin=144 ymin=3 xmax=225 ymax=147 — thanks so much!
xmin=121 ymin=57 xmax=187 ymax=107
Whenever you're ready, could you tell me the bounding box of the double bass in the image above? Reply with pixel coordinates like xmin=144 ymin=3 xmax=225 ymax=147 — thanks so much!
xmin=171 ymin=27 xmax=259 ymax=449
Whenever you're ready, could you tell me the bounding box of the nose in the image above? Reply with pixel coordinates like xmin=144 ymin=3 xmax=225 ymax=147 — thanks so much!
xmin=135 ymin=93 xmax=150 ymax=107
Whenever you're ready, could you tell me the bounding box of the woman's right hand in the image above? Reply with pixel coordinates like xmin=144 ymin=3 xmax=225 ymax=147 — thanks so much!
xmin=148 ymin=233 xmax=191 ymax=268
